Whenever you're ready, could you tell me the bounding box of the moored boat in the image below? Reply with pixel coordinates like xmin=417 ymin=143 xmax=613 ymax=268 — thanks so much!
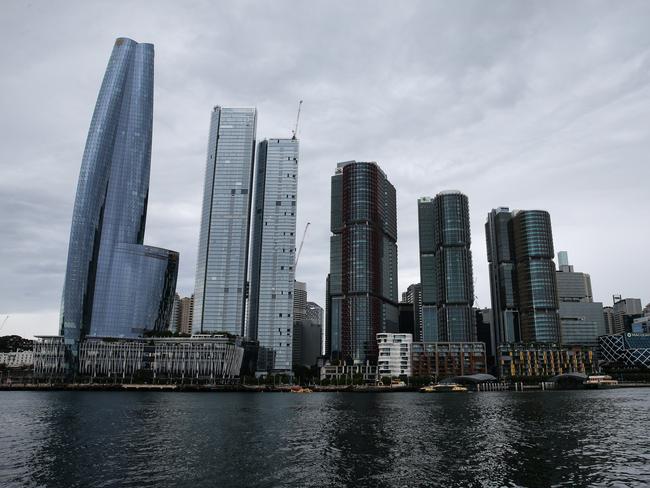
xmin=419 ymin=383 xmax=468 ymax=393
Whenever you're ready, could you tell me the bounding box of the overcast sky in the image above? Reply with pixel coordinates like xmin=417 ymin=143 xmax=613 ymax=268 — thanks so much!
xmin=1 ymin=1 xmax=649 ymax=338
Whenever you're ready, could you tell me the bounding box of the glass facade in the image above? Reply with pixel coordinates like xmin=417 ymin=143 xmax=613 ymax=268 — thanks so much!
xmin=512 ymin=210 xmax=561 ymax=343
xmin=60 ymin=38 xmax=178 ymax=348
xmin=485 ymin=207 xmax=520 ymax=344
xmin=248 ymin=138 xmax=299 ymax=373
xmin=418 ymin=192 xmax=475 ymax=342
xmin=327 ymin=161 xmax=399 ymax=364
xmin=193 ymin=107 xmax=257 ymax=336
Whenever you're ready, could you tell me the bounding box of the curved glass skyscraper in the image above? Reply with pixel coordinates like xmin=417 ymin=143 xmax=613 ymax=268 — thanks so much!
xmin=512 ymin=210 xmax=560 ymax=343
xmin=418 ymin=191 xmax=475 ymax=342
xmin=60 ymin=38 xmax=179 ymax=347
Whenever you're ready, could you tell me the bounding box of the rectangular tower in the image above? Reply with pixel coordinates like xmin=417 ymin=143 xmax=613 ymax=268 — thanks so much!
xmin=328 ymin=161 xmax=399 ymax=364
xmin=194 ymin=107 xmax=257 ymax=336
xmin=248 ymin=138 xmax=299 ymax=373
xmin=418 ymin=192 xmax=475 ymax=342
xmin=485 ymin=207 xmax=520 ymax=344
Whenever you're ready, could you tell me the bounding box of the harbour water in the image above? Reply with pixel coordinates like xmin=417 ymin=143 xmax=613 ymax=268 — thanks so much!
xmin=1 ymin=389 xmax=649 ymax=487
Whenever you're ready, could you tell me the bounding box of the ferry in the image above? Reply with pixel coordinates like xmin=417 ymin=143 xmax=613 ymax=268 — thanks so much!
xmin=290 ymin=386 xmax=313 ymax=393
xmin=419 ymin=383 xmax=468 ymax=393
xmin=583 ymin=375 xmax=618 ymax=389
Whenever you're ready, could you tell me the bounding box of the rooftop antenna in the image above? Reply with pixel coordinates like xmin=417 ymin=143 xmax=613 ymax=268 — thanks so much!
xmin=292 ymin=100 xmax=303 ymax=140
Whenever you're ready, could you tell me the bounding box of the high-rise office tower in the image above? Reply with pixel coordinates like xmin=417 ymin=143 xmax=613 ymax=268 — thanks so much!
xmin=248 ymin=138 xmax=299 ymax=373
xmin=169 ymin=293 xmax=181 ymax=332
xmin=486 ymin=208 xmax=560 ymax=345
xmin=418 ymin=192 xmax=475 ymax=342
xmin=485 ymin=207 xmax=520 ymax=344
xmin=556 ymin=252 xmax=605 ymax=346
xmin=328 ymin=161 xmax=398 ymax=364
xmin=512 ymin=210 xmax=560 ymax=343
xmin=612 ymin=297 xmax=643 ymax=334
xmin=402 ymin=283 xmax=423 ymax=341
xmin=60 ymin=38 xmax=178 ymax=350
xmin=193 ymin=107 xmax=257 ymax=336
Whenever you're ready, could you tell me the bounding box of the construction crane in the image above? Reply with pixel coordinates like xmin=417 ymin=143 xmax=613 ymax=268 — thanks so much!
xmin=0 ymin=315 xmax=8 ymax=332
xmin=294 ymin=222 xmax=310 ymax=271
xmin=291 ymin=100 xmax=303 ymax=140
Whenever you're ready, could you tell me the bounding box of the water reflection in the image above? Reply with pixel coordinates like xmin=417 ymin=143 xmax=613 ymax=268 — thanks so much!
xmin=0 ymin=390 xmax=649 ymax=487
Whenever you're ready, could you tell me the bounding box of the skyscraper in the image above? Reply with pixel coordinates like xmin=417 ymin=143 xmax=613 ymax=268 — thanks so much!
xmin=485 ymin=207 xmax=520 ymax=344
xmin=512 ymin=210 xmax=560 ymax=343
xmin=328 ymin=161 xmax=398 ymax=364
xmin=418 ymin=192 xmax=475 ymax=342
xmin=60 ymin=38 xmax=178 ymax=349
xmin=486 ymin=208 xmax=560 ymax=345
xmin=292 ymin=280 xmax=308 ymax=321
xmin=193 ymin=107 xmax=257 ymax=336
xmin=248 ymin=138 xmax=299 ymax=373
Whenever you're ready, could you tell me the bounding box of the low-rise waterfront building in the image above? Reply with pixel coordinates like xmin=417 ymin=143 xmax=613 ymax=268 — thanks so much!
xmin=377 ymin=333 xmax=412 ymax=378
xmin=411 ymin=342 xmax=486 ymax=379
xmin=599 ymin=333 xmax=650 ymax=369
xmin=319 ymin=363 xmax=378 ymax=384
xmin=33 ymin=335 xmax=244 ymax=382
xmin=497 ymin=343 xmax=595 ymax=379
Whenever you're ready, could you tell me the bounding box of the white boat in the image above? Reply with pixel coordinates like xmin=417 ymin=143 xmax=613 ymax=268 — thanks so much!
xmin=419 ymin=383 xmax=468 ymax=393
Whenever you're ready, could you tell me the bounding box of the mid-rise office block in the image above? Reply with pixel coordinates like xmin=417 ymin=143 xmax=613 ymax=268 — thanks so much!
xmin=179 ymin=295 xmax=194 ymax=335
xmin=398 ymin=303 xmax=416 ymax=336
xmin=377 ymin=333 xmax=412 ymax=378
xmin=194 ymin=107 xmax=257 ymax=336
xmin=328 ymin=161 xmax=399 ymax=364
xmin=402 ymin=283 xmax=423 ymax=341
xmin=411 ymin=342 xmax=487 ymax=379
xmin=611 ymin=297 xmax=644 ymax=334
xmin=248 ymin=138 xmax=299 ymax=373
xmin=418 ymin=192 xmax=475 ymax=342
xmin=556 ymin=252 xmax=605 ymax=347
xmin=60 ymin=38 xmax=178 ymax=351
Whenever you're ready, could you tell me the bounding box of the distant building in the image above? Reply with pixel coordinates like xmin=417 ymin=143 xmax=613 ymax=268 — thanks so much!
xmin=497 ymin=343 xmax=595 ymax=379
xmin=644 ymin=304 xmax=650 ymax=317
xmin=320 ymin=363 xmax=378 ymax=384
xmin=599 ymin=333 xmax=650 ymax=369
xmin=169 ymin=293 xmax=181 ymax=332
xmin=293 ymin=281 xmax=308 ymax=321
xmin=485 ymin=208 xmax=560 ymax=346
xmin=306 ymin=302 xmax=324 ymax=327
xmin=292 ymin=320 xmax=322 ymax=368
xmin=418 ymin=192 xmax=475 ymax=342
xmin=377 ymin=333 xmax=412 ymax=378
xmin=556 ymin=252 xmax=605 ymax=347
xmin=611 ymin=297 xmax=643 ymax=334
xmin=411 ymin=342 xmax=486 ymax=379
xmin=475 ymin=308 xmax=495 ymax=366
xmin=179 ymin=295 xmax=194 ymax=335
xmin=603 ymin=307 xmax=616 ymax=335
xmin=398 ymin=303 xmax=415 ymax=336
xmin=0 ymin=351 xmax=33 ymax=368
xmin=193 ymin=106 xmax=257 ymax=337
xmin=401 ymin=283 xmax=423 ymax=341
xmin=632 ymin=317 xmax=650 ymax=334
xmin=327 ymin=161 xmax=398 ymax=364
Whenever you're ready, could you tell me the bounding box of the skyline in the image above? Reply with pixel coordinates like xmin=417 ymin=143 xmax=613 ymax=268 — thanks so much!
xmin=2 ymin=1 xmax=650 ymax=338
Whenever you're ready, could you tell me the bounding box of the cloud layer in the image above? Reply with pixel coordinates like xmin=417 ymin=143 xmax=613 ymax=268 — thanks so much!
xmin=1 ymin=1 xmax=649 ymax=337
